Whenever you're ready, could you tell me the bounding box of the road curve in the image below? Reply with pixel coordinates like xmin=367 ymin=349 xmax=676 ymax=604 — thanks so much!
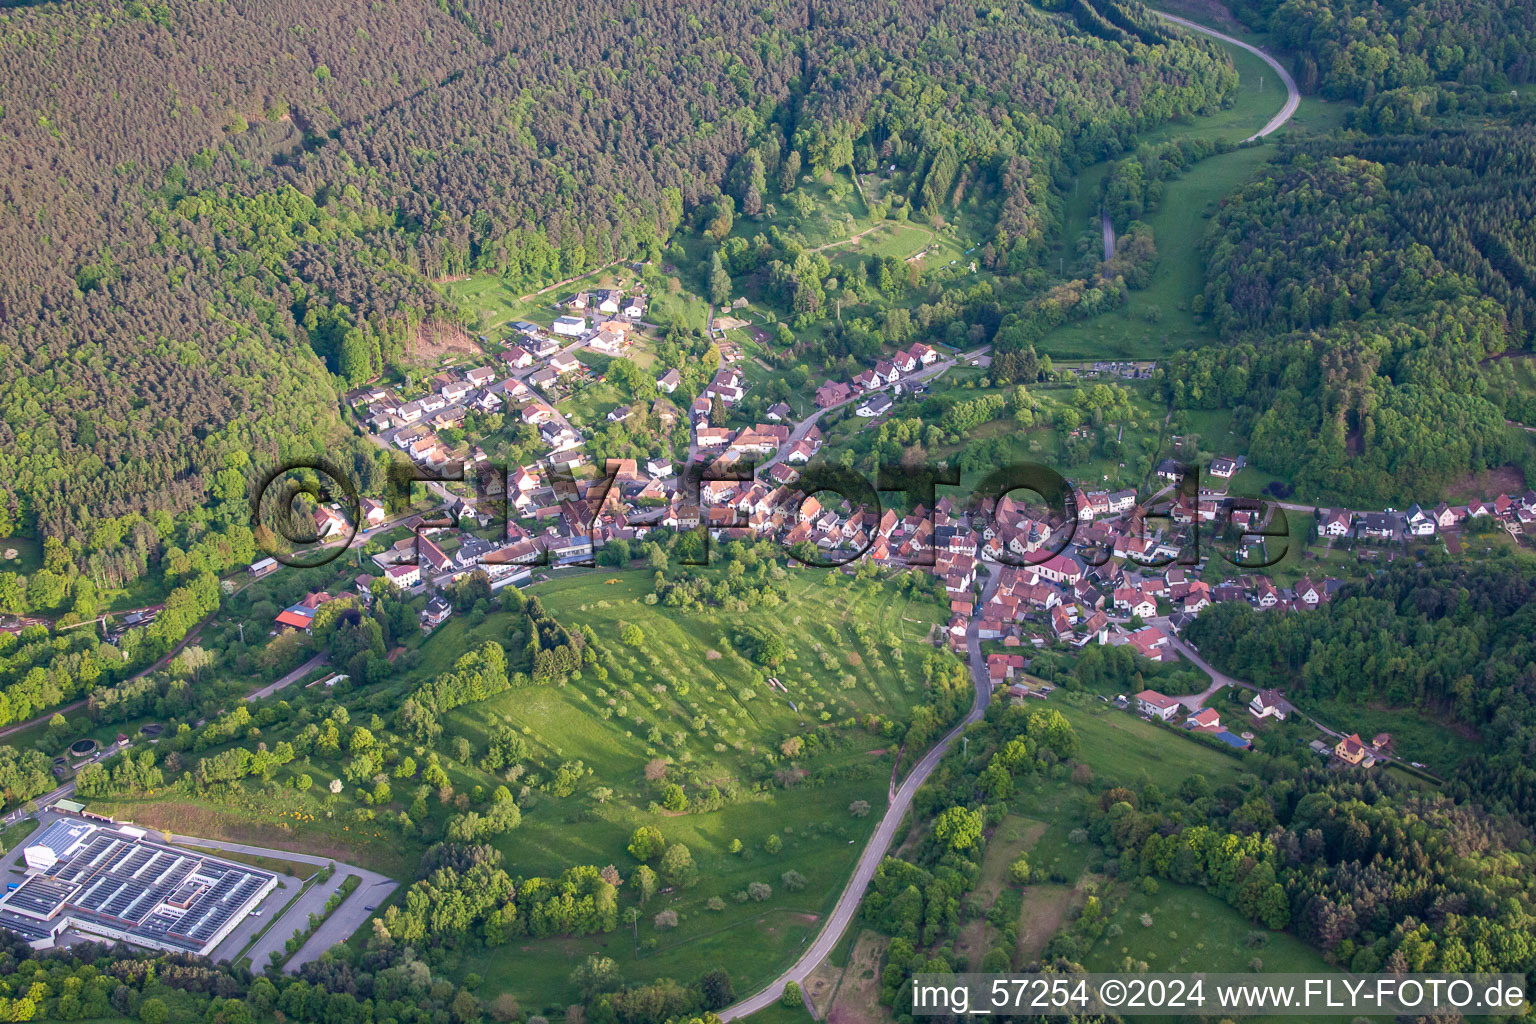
xmin=719 ymin=568 xmax=997 ymax=1020
xmin=1153 ymin=10 xmax=1300 ymax=142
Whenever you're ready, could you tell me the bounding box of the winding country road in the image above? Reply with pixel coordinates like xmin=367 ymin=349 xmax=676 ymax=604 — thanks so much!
xmin=719 ymin=567 xmax=997 ymax=1020
xmin=1152 ymin=11 xmax=1300 ymax=142
xmin=720 ymin=22 xmax=1299 ymax=1017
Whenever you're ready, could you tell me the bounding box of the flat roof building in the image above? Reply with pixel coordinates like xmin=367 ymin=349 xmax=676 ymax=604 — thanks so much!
xmin=0 ymin=821 xmax=277 ymax=955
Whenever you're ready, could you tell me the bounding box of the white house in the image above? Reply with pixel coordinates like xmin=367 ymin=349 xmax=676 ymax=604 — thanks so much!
xmin=1249 ymin=688 xmax=1287 ymax=720
xmin=552 ymin=315 xmax=586 ymax=337
xmin=857 ymin=393 xmax=893 ymax=418
xmin=1134 ymin=689 xmax=1181 ymax=722
xmin=385 ymin=562 xmax=421 ymax=588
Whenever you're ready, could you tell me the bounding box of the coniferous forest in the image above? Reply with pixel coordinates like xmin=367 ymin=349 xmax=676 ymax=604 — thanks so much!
xmin=0 ymin=0 xmax=1232 ymax=549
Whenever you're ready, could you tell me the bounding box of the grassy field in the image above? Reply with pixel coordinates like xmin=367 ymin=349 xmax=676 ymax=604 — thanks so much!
xmin=1081 ymin=880 xmax=1368 ymax=1024
xmin=1050 ymin=692 xmax=1247 ymax=789
xmin=0 ymin=817 xmax=39 ymax=853
xmin=1305 ymin=697 xmax=1478 ymax=776
xmin=440 ymin=569 xmax=952 ymax=1010
xmin=1040 ymin=31 xmax=1350 ymax=363
xmin=445 ymin=263 xmax=639 ymax=336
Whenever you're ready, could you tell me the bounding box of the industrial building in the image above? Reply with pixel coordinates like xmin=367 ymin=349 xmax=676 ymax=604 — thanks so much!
xmin=0 ymin=819 xmax=277 ymax=955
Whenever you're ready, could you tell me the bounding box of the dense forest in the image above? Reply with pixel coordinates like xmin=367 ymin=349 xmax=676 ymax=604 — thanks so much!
xmin=1187 ymin=556 xmax=1536 ymax=826
xmin=1228 ymin=0 xmax=1536 ymax=99
xmin=1097 ymin=765 xmax=1536 ymax=976
xmin=0 ymin=0 xmax=1235 ymax=553
xmin=1165 ymin=126 xmax=1536 ymax=503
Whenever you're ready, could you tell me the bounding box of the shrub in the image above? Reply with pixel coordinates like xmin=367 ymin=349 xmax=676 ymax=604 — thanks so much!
xmin=653 ymin=909 xmax=678 ymax=930
xmin=748 ymin=881 xmax=772 ymax=901
xmin=781 ymin=981 xmax=802 ymax=1007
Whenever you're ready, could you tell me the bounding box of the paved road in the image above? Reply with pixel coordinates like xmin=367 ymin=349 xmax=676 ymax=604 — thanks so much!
xmin=1147 ymin=619 xmax=1250 ymax=710
xmin=1153 ymin=11 xmax=1300 ymax=142
xmin=1101 ymin=209 xmax=1116 ymax=260
xmin=719 ymin=567 xmax=996 ymax=1020
xmin=162 ymin=831 xmax=397 ymax=972
xmin=751 ymin=349 xmax=975 ymax=477
xmin=244 ymin=650 xmax=330 ymax=703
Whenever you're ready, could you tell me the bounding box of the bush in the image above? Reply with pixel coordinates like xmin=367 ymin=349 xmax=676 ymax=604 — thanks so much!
xmin=781 ymin=981 xmax=802 ymax=1007
xmin=781 ymin=870 xmax=807 ymax=892
xmin=653 ymin=909 xmax=678 ymax=930
xmin=748 ymin=881 xmax=773 ymax=901
xmin=849 ymin=799 xmax=871 ymax=817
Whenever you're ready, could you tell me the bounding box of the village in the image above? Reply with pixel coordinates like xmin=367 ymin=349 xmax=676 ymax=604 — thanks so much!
xmin=227 ymin=290 xmax=1536 ymax=788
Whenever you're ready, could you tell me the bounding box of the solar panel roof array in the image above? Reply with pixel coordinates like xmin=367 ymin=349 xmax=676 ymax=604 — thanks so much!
xmin=0 ymin=822 xmax=278 ymax=955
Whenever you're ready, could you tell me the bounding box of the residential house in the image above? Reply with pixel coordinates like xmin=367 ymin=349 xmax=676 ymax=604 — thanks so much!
xmin=1134 ymin=689 xmax=1181 ymax=721
xmin=656 ymin=368 xmax=680 ymax=393
xmin=1208 ymin=455 xmax=1241 ymax=478
xmin=1318 ymin=509 xmax=1353 ymax=538
xmin=359 ymin=498 xmax=387 ymax=528
xmin=421 ymin=595 xmax=452 ymax=628
xmin=1404 ymin=504 xmax=1436 ymax=536
xmin=552 ymin=315 xmax=586 ymax=336
xmin=465 ymin=366 xmax=496 ymax=388
xmin=1186 ymin=707 xmax=1221 ymax=731
xmin=1357 ymin=511 xmax=1396 ymax=539
xmin=589 ymin=328 xmax=629 ymax=357
xmin=1335 ymin=733 xmax=1371 ymax=766
xmin=815 ymin=381 xmax=853 ymax=408
xmin=857 ymin=393 xmax=893 ymax=418
xmin=1249 ymin=688 xmax=1287 ymax=720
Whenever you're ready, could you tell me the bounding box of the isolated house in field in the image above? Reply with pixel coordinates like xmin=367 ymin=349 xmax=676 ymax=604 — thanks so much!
xmin=1208 ymin=455 xmax=1240 ymax=478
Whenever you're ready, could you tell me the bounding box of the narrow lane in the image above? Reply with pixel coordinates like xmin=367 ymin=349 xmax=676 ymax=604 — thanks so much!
xmin=1151 ymin=10 xmax=1300 ymax=142
xmin=719 ymin=566 xmax=997 ymax=1020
